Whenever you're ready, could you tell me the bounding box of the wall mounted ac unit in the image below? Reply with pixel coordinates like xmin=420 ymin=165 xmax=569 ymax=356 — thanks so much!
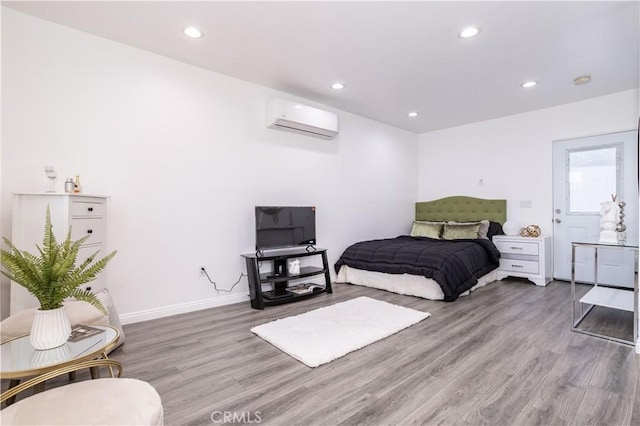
xmin=267 ymin=99 xmax=339 ymax=139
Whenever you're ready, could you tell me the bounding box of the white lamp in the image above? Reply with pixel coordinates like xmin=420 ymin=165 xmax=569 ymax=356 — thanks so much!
xmin=503 ymin=221 xmax=521 ymax=236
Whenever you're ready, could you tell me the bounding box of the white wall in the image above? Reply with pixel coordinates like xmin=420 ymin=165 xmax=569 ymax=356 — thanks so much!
xmin=1 ymin=9 xmax=419 ymax=322
xmin=418 ymin=89 xmax=639 ymax=231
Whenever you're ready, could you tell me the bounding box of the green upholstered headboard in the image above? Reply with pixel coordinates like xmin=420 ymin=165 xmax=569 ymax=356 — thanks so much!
xmin=415 ymin=196 xmax=507 ymax=224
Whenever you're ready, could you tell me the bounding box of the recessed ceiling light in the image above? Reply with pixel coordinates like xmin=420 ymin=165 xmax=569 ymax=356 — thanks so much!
xmin=521 ymin=80 xmax=538 ymax=88
xmin=459 ymin=27 xmax=480 ymax=38
xmin=183 ymin=27 xmax=203 ymax=39
xmin=331 ymin=82 xmax=345 ymax=90
xmin=574 ymin=75 xmax=591 ymax=85
xmin=408 ymin=112 xmax=419 ymax=118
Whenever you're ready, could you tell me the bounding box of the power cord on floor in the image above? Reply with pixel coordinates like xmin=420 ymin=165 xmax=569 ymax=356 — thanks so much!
xmin=201 ymin=267 xmax=245 ymax=293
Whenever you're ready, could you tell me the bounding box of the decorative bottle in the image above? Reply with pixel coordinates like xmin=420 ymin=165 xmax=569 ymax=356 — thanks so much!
xmin=74 ymin=175 xmax=82 ymax=194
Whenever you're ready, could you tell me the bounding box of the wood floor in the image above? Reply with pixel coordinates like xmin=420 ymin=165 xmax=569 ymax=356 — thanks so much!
xmin=7 ymin=279 xmax=640 ymax=425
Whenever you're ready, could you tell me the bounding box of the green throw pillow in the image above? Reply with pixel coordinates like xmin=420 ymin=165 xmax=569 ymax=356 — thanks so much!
xmin=448 ymin=220 xmax=490 ymax=239
xmin=410 ymin=221 xmax=443 ymax=239
xmin=442 ymin=223 xmax=481 ymax=240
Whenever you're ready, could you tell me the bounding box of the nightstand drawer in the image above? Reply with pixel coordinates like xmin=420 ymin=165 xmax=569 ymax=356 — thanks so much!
xmin=499 ymin=259 xmax=539 ymax=274
xmin=495 ymin=240 xmax=539 ymax=256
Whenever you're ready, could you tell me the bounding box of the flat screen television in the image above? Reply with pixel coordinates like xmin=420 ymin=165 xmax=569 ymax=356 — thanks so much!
xmin=255 ymin=206 xmax=316 ymax=252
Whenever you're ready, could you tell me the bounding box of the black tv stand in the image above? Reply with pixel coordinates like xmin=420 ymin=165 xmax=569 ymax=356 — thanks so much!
xmin=241 ymin=247 xmax=332 ymax=309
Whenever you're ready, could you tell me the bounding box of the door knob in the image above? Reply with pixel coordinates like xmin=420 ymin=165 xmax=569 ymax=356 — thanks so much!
xmin=555 ymin=209 xmax=561 ymax=214
xmin=554 ymin=219 xmax=561 ymax=223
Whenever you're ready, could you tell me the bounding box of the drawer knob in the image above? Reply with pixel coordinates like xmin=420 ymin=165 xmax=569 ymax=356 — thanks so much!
xmin=88 ymin=207 xmax=94 ymax=212
xmin=87 ymin=229 xmax=93 ymax=234
xmin=510 ymin=246 xmax=523 ymax=250
xmin=512 ymin=264 xmax=523 ymax=268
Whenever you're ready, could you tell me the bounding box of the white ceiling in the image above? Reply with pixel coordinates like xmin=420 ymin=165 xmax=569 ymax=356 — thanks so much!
xmin=4 ymin=1 xmax=639 ymax=133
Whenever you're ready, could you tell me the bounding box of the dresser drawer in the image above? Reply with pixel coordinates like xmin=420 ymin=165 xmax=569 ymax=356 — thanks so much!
xmin=495 ymin=240 xmax=539 ymax=256
xmin=71 ymin=200 xmax=105 ymax=217
xmin=71 ymin=218 xmax=103 ymax=244
xmin=499 ymin=259 xmax=539 ymax=274
xmin=77 ymin=245 xmax=100 ymax=265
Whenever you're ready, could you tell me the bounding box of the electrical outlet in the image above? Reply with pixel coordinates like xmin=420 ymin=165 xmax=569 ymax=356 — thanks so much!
xmin=199 ymin=266 xmax=206 ymax=276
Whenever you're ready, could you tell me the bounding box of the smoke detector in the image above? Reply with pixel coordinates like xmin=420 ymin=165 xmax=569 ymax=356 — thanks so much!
xmin=574 ymin=75 xmax=591 ymax=85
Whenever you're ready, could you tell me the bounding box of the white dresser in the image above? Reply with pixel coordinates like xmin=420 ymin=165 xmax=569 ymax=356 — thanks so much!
xmin=493 ymin=235 xmax=552 ymax=287
xmin=10 ymin=194 xmax=108 ymax=314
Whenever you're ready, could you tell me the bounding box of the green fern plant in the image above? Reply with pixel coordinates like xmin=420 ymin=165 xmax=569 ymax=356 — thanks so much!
xmin=1 ymin=206 xmax=116 ymax=313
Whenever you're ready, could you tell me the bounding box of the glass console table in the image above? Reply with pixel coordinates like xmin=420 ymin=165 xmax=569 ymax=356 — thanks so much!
xmin=571 ymin=241 xmax=639 ymax=347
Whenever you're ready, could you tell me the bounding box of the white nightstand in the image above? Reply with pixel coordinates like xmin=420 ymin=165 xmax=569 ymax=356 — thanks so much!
xmin=493 ymin=235 xmax=552 ymax=287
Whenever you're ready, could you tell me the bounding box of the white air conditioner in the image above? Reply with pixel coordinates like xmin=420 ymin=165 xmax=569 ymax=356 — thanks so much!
xmin=267 ymin=99 xmax=339 ymax=139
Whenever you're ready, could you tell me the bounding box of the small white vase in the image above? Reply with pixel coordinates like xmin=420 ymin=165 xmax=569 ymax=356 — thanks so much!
xmin=502 ymin=221 xmax=521 ymax=236
xmin=30 ymin=306 xmax=72 ymax=350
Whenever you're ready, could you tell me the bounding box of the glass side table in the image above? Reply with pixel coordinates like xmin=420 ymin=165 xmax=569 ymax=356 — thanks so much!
xmin=571 ymin=241 xmax=639 ymax=347
xmin=1 ymin=325 xmax=120 ymax=402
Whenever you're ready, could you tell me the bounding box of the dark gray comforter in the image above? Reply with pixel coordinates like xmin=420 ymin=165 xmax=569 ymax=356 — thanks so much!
xmin=334 ymin=236 xmax=501 ymax=301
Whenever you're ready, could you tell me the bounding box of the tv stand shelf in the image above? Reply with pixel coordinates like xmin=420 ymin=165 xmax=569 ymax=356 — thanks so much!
xmin=242 ymin=248 xmax=332 ymax=309
xmin=260 ymin=266 xmax=325 ymax=283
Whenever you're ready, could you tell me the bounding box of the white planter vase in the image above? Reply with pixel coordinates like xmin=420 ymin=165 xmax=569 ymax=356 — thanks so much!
xmin=30 ymin=307 xmax=72 ymax=350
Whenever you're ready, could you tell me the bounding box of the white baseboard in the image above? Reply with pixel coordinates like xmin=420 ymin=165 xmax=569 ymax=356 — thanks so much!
xmin=119 ymin=292 xmax=249 ymax=325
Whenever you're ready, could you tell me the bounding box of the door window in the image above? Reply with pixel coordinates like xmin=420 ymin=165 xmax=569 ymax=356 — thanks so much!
xmin=568 ymin=145 xmax=620 ymax=214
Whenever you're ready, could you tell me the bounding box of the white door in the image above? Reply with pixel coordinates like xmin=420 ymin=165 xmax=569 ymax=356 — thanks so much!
xmin=552 ymin=130 xmax=638 ymax=287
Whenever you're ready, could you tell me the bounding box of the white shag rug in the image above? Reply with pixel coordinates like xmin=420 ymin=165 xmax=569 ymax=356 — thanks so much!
xmin=250 ymin=296 xmax=431 ymax=367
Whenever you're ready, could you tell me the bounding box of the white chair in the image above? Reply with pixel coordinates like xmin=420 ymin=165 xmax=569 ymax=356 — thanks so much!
xmin=0 ymin=360 xmax=164 ymax=425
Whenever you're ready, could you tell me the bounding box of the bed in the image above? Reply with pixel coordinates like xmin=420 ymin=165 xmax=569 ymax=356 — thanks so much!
xmin=335 ymin=196 xmax=506 ymax=301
